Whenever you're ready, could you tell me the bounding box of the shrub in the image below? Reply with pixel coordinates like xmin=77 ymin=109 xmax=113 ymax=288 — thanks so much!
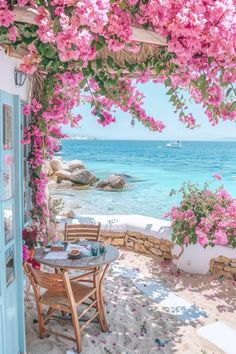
xmin=165 ymin=180 xmax=236 ymax=248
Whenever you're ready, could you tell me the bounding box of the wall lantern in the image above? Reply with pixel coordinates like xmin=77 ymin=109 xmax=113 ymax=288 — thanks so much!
xmin=14 ymin=69 xmax=27 ymax=87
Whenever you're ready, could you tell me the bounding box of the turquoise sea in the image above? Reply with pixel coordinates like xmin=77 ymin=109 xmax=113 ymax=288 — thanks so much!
xmin=57 ymin=140 xmax=236 ymax=218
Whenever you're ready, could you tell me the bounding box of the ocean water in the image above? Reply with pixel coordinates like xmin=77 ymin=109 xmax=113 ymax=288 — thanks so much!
xmin=54 ymin=140 xmax=236 ymax=218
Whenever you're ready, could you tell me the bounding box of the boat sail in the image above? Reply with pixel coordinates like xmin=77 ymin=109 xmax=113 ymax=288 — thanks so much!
xmin=166 ymin=125 xmax=182 ymax=148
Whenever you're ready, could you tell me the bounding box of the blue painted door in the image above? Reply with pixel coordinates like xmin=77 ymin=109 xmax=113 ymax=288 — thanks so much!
xmin=0 ymin=90 xmax=25 ymax=354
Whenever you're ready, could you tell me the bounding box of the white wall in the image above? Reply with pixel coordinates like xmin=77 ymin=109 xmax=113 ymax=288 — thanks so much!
xmin=0 ymin=48 xmax=30 ymax=101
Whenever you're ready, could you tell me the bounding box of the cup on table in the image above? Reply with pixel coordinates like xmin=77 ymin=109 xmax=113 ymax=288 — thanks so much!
xmin=91 ymin=245 xmax=99 ymax=256
xmin=99 ymin=244 xmax=106 ymax=254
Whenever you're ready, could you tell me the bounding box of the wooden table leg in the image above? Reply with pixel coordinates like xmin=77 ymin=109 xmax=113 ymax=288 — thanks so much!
xmin=98 ymin=264 xmax=110 ymax=332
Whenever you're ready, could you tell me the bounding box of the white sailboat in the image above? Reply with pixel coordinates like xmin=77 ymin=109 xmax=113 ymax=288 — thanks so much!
xmin=166 ymin=125 xmax=182 ymax=148
xmin=166 ymin=140 xmax=182 ymax=148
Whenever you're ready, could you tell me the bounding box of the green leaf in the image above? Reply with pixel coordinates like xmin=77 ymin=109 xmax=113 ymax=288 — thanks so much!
xmin=226 ymin=88 xmax=232 ymax=97
xmin=155 ymin=64 xmax=162 ymax=75
xmin=22 ymin=36 xmax=36 ymax=45
xmin=95 ymin=35 xmax=106 ymax=50
xmin=228 ymin=101 xmax=236 ymax=112
xmin=34 ymin=166 xmax=41 ymax=176
xmin=119 ymin=0 xmax=126 ymax=9
xmin=169 ymin=95 xmax=176 ymax=103
xmin=124 ymin=60 xmax=137 ymax=73
xmin=52 ymin=17 xmax=61 ymax=34
xmin=208 ymin=57 xmax=214 ymax=65
xmin=96 ymin=58 xmax=102 ymax=69
xmin=164 ymin=78 xmax=171 ymax=87
xmin=166 ymin=88 xmax=174 ymax=95
xmin=95 ymin=41 xmax=104 ymax=50
xmin=45 ymin=45 xmax=57 ymax=59
xmin=169 ymin=63 xmax=175 ymax=73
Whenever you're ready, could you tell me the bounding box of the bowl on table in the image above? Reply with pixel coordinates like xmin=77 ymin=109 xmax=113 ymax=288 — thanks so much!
xmin=68 ymin=249 xmax=82 ymax=259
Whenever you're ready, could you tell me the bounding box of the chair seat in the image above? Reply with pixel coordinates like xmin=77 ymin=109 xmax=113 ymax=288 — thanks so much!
xmin=40 ymin=282 xmax=96 ymax=309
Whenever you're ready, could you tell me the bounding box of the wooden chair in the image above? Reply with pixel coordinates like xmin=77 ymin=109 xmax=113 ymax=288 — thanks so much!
xmin=23 ymin=262 xmax=107 ymax=353
xmin=64 ymin=223 xmax=101 ymax=243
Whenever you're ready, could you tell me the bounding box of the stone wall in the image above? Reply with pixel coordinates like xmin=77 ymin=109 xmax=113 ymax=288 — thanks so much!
xmin=100 ymin=230 xmax=173 ymax=260
xmin=209 ymin=256 xmax=236 ymax=280
xmin=59 ymin=226 xmax=236 ymax=275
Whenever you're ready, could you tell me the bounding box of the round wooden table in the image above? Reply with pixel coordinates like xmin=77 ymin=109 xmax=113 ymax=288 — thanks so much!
xmin=34 ymin=244 xmax=119 ymax=331
xmin=34 ymin=244 xmax=119 ymax=270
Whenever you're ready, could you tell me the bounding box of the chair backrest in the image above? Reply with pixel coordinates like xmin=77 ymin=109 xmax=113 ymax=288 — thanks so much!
xmin=24 ymin=262 xmax=66 ymax=293
xmin=64 ymin=223 xmax=101 ymax=242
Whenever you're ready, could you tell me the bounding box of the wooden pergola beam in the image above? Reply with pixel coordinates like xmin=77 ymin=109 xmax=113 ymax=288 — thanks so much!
xmin=13 ymin=6 xmax=167 ymax=46
xmin=14 ymin=6 xmax=38 ymax=25
xmin=131 ymin=26 xmax=167 ymax=46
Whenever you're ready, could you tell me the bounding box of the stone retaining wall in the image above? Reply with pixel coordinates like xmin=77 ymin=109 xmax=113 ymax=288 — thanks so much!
xmin=209 ymin=256 xmax=236 ymax=280
xmin=59 ymin=226 xmax=235 ymax=275
xmin=100 ymin=230 xmax=173 ymax=260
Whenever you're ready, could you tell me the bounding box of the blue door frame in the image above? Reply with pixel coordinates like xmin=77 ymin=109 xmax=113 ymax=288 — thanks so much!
xmin=0 ymin=90 xmax=26 ymax=354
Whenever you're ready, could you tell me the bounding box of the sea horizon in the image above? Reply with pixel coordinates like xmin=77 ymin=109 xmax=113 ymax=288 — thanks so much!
xmin=62 ymin=137 xmax=236 ymax=142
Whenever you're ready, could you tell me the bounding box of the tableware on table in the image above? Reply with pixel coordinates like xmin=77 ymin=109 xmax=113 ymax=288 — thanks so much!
xmin=99 ymin=244 xmax=106 ymax=254
xmin=91 ymin=245 xmax=99 ymax=256
xmin=68 ymin=249 xmax=82 ymax=259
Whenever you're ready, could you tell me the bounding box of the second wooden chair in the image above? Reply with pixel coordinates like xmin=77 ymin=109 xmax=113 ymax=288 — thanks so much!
xmin=64 ymin=222 xmax=101 ymax=243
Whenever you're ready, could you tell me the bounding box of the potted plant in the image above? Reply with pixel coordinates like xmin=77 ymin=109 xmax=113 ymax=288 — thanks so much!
xmin=166 ymin=176 xmax=236 ymax=274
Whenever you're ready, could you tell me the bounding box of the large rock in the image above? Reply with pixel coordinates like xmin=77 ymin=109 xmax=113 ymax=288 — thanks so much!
xmin=96 ymin=174 xmax=126 ymax=190
xmin=56 ymin=180 xmax=74 ymax=189
xmin=55 ymin=170 xmax=71 ymax=182
xmin=50 ymin=158 xmax=63 ymax=172
xmin=114 ymin=173 xmax=132 ymax=179
xmin=70 ymin=169 xmax=97 ymax=185
xmin=44 ymin=162 xmax=54 ymax=177
xmin=66 ymin=159 xmax=84 ymax=172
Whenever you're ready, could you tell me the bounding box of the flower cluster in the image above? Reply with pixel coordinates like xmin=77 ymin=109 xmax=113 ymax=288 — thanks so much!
xmin=138 ymin=0 xmax=236 ymax=125
xmin=21 ymin=72 xmax=83 ymax=233
xmin=22 ymin=226 xmax=38 ymax=249
xmin=166 ymin=177 xmax=236 ymax=248
xmin=0 ymin=0 xmax=235 ymax=240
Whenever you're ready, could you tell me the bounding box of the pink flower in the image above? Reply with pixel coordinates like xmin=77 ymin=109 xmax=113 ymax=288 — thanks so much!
xmin=214 ymin=230 xmax=228 ymax=245
xmin=197 ymin=232 xmax=208 ymax=247
xmin=23 ymin=104 xmax=31 ymax=116
xmin=213 ymin=173 xmax=222 ymax=180
xmin=217 ymin=188 xmax=231 ymax=199
xmin=8 ymin=26 xmax=18 ymax=41
xmin=184 ymin=236 xmax=189 ymax=245
xmin=22 ymin=245 xmax=30 ymax=262
xmin=0 ymin=9 xmax=14 ymax=27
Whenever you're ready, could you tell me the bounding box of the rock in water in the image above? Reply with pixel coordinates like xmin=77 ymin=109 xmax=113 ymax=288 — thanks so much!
xmin=114 ymin=173 xmax=132 ymax=179
xmin=70 ymin=170 xmax=97 ymax=185
xmin=66 ymin=159 xmax=84 ymax=171
xmin=55 ymin=170 xmax=71 ymax=182
xmin=44 ymin=162 xmax=54 ymax=177
xmin=50 ymin=158 xmax=64 ymax=172
xmin=56 ymin=180 xmax=74 ymax=189
xmin=96 ymin=174 xmax=126 ymax=190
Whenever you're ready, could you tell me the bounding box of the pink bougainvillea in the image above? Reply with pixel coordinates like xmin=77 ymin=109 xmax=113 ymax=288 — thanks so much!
xmin=0 ymin=1 xmax=235 ymax=239
xmin=166 ymin=180 xmax=236 ymax=248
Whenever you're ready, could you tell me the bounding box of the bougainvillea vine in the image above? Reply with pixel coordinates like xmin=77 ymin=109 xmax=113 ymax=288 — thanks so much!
xmin=0 ymin=0 xmax=235 ymax=240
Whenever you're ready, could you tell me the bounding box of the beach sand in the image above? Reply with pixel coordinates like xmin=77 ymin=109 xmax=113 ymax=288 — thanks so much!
xmin=26 ymin=249 xmax=236 ymax=354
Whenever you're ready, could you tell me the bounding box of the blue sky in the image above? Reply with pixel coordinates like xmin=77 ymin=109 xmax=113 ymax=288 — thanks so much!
xmin=63 ymin=82 xmax=236 ymax=141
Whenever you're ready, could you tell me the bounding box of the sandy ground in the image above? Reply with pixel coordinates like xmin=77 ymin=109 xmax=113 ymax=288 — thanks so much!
xmin=26 ymin=249 xmax=236 ymax=354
